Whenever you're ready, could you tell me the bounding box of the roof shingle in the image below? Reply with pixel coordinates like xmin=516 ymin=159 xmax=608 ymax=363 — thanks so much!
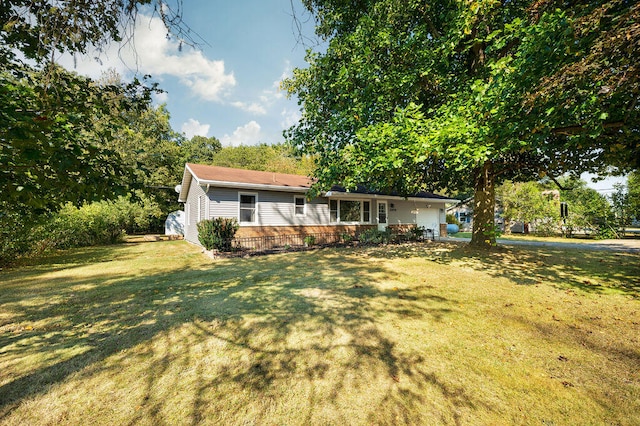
xmin=187 ymin=163 xmax=312 ymax=189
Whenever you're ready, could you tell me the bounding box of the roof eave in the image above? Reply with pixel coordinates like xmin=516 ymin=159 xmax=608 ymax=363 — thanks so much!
xmin=195 ymin=179 xmax=309 ymax=193
xmin=323 ymin=191 xmax=459 ymax=204
xmin=177 ymin=164 xmax=195 ymax=202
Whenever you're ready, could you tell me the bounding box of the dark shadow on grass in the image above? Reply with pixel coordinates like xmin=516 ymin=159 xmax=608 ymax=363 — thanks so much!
xmin=0 ymin=243 xmax=471 ymax=424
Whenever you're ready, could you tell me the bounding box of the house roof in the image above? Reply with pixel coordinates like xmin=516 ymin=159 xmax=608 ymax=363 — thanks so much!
xmin=178 ymin=163 xmax=459 ymax=204
xmin=188 ymin=163 xmax=311 ymax=188
xmin=178 ymin=164 xmax=312 ymax=201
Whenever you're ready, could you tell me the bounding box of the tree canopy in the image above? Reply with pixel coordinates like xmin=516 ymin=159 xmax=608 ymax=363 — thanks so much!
xmin=1 ymin=0 xmax=190 ymax=215
xmin=285 ymin=0 xmax=639 ymax=247
xmin=210 ymin=143 xmax=315 ymax=176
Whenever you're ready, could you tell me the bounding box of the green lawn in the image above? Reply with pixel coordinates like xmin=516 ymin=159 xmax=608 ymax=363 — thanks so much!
xmin=1 ymin=240 xmax=639 ymax=425
xmin=449 ymin=231 xmax=640 ymax=243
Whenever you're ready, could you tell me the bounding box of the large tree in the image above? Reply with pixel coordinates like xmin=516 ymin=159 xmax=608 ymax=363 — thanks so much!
xmin=1 ymin=0 xmax=190 ymax=213
xmin=285 ymin=0 xmax=639 ymax=247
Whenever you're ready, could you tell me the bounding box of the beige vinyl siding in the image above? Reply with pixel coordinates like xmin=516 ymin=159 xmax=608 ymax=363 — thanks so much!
xmin=387 ymin=200 xmax=448 ymax=228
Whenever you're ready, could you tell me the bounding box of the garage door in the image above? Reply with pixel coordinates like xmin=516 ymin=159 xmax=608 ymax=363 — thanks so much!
xmin=416 ymin=209 xmax=440 ymax=235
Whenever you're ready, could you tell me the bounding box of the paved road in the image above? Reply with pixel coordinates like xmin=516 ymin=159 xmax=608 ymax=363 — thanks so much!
xmin=443 ymin=236 xmax=640 ymax=253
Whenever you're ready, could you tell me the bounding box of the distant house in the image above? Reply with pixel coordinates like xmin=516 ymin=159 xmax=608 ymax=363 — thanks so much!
xmin=178 ymin=163 xmax=458 ymax=246
xmin=447 ymin=198 xmax=507 ymax=232
xmin=447 ymin=197 xmax=474 ymax=231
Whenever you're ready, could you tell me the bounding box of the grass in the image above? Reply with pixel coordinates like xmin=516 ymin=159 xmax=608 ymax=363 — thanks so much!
xmin=1 ymin=240 xmax=639 ymax=425
xmin=450 ymin=231 xmax=640 ymax=243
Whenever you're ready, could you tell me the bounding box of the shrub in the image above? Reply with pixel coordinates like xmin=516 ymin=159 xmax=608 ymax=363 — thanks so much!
xmin=340 ymin=232 xmax=354 ymax=244
xmin=43 ymin=201 xmax=128 ymax=249
xmin=0 ymin=209 xmax=36 ymax=267
xmin=303 ymin=235 xmax=316 ymax=246
xmin=197 ymin=218 xmax=239 ymax=251
xmin=446 ymin=213 xmax=461 ymax=226
xmin=358 ymin=228 xmax=391 ymax=245
xmin=0 ymin=196 xmax=167 ymax=267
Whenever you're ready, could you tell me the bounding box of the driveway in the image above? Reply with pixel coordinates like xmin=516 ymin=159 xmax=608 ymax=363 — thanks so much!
xmin=443 ymin=236 xmax=640 ymax=253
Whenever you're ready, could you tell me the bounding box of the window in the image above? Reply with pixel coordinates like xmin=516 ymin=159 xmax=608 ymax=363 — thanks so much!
xmin=330 ymin=200 xmax=338 ymax=222
xmin=329 ymin=199 xmax=370 ymax=223
xmin=239 ymin=193 xmax=256 ymax=223
xmin=340 ymin=200 xmax=361 ymax=222
xmin=363 ymin=201 xmax=370 ymax=222
xmin=294 ymin=196 xmax=306 ymax=216
xmin=378 ymin=202 xmax=387 ymax=224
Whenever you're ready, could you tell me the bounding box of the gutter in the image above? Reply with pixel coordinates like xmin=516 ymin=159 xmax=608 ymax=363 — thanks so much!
xmin=195 ymin=179 xmax=309 ymax=193
xmin=324 ymin=191 xmax=459 ymax=204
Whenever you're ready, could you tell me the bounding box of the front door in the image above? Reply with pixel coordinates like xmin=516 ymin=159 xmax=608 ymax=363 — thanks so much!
xmin=378 ymin=201 xmax=388 ymax=231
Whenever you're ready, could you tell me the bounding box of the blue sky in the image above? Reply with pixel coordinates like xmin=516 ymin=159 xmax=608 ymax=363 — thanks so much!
xmin=60 ymin=0 xmax=319 ymax=146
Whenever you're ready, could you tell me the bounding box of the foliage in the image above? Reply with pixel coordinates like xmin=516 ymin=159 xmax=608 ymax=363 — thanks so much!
xmin=400 ymin=226 xmax=427 ymax=242
xmin=103 ymin=96 xmax=186 ymax=219
xmin=0 ymin=1 xmax=191 ymax=65
xmin=1 ymin=1 xmax=190 ymax=220
xmin=211 ymin=143 xmax=315 ymax=176
xmin=559 ymin=177 xmax=615 ymax=238
xmin=357 ymin=228 xmax=391 ymax=245
xmin=0 ymin=195 xmax=163 ymax=267
xmin=610 ymin=183 xmax=633 ymax=232
xmin=0 ymin=64 xmax=151 ymax=213
xmin=180 ymin=135 xmax=222 ymax=164
xmin=303 ymin=235 xmax=316 ymax=246
xmin=285 ymin=0 xmax=640 ymax=248
xmin=625 ymin=171 xmax=640 ymax=223
xmin=446 ymin=214 xmax=460 ymax=226
xmin=340 ymin=232 xmax=354 ymax=243
xmin=0 ymin=207 xmax=35 ymax=267
xmin=42 ymin=202 xmax=129 ymax=249
xmin=497 ymin=181 xmax=560 ymax=235
xmin=197 ymin=218 xmax=239 ymax=252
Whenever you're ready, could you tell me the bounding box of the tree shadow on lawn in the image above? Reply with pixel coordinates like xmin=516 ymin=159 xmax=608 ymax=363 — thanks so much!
xmin=365 ymin=241 xmax=640 ymax=297
xmin=0 ymin=244 xmax=479 ymax=423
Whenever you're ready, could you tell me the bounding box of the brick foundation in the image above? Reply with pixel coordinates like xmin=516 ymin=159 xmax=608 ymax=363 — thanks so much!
xmin=236 ymin=224 xmax=376 ymax=238
xmin=440 ymin=223 xmax=448 ymax=237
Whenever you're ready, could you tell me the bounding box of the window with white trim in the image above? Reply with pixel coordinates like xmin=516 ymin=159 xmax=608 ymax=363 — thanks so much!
xmin=239 ymin=193 xmax=257 ymax=223
xmin=330 ymin=200 xmax=338 ymax=222
xmin=363 ymin=201 xmax=371 ymax=222
xmin=340 ymin=200 xmax=361 ymax=222
xmin=328 ymin=199 xmax=371 ymax=223
xmin=294 ymin=196 xmax=306 ymax=216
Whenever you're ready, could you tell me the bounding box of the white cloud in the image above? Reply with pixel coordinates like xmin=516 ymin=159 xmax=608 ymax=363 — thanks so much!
xmin=153 ymin=91 xmax=169 ymax=104
xmin=181 ymin=119 xmax=210 ymax=139
xmin=229 ymin=62 xmax=291 ymax=115
xmin=280 ymin=108 xmax=301 ymax=129
xmin=230 ymin=101 xmax=267 ymax=115
xmin=58 ymin=14 xmax=235 ymax=102
xmin=221 ymin=121 xmax=262 ymax=146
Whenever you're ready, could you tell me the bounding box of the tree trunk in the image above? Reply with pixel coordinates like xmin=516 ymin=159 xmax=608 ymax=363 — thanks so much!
xmin=470 ymin=161 xmax=496 ymax=247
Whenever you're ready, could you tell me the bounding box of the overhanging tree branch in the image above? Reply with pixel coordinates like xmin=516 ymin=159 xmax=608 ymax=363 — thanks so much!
xmin=552 ymin=121 xmax=626 ymax=136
